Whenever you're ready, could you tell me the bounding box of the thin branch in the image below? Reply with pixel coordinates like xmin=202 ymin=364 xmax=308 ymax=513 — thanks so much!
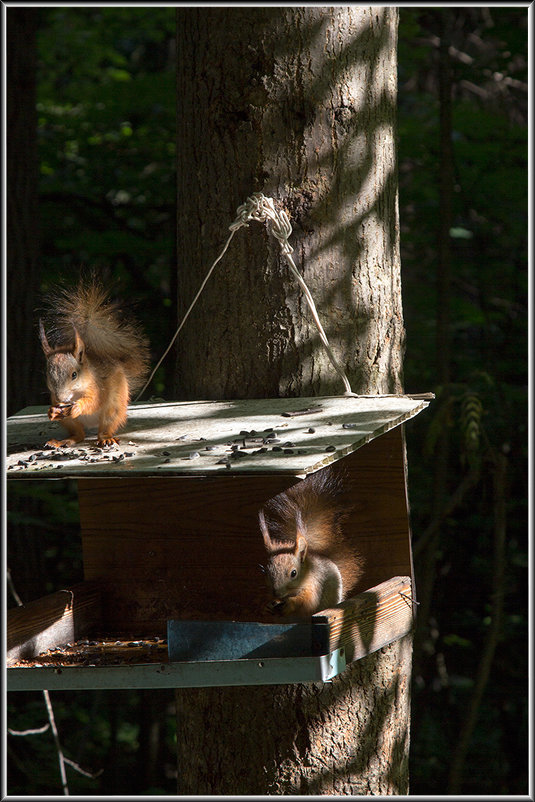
xmin=8 ymin=568 xmax=101 ymax=793
xmin=63 ymin=756 xmax=103 ymax=780
xmin=8 ymin=723 xmax=51 ymax=736
xmin=7 ymin=567 xmax=24 ymax=606
xmin=43 ymin=690 xmax=70 ymax=795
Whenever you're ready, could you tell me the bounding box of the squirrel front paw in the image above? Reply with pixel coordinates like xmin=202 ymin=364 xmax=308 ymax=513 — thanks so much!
xmin=69 ymin=401 xmax=84 ymax=418
xmin=96 ymin=435 xmax=119 ymax=447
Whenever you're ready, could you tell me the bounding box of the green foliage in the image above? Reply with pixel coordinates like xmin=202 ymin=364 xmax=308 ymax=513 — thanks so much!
xmin=36 ymin=7 xmax=177 ymax=392
xmin=399 ymin=7 xmax=527 ymax=795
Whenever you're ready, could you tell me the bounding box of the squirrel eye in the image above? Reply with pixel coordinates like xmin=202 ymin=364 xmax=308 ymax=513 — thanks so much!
xmin=290 ymin=569 xmax=297 ymax=578
xmin=71 ymin=371 xmax=78 ymax=380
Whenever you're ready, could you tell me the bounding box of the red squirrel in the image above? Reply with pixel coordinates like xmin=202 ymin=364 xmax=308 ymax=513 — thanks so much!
xmin=259 ymin=467 xmax=364 ymax=618
xmin=39 ymin=279 xmax=150 ymax=448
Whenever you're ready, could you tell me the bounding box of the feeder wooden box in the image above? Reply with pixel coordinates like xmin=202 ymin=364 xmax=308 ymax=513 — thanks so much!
xmin=6 ymin=394 xmax=430 ymax=690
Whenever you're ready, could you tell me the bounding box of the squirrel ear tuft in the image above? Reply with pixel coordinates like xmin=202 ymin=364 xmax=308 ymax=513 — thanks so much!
xmin=295 ymin=532 xmax=308 ymax=562
xmin=39 ymin=320 xmax=52 ymax=357
xmin=72 ymin=326 xmax=85 ymax=363
xmin=259 ymin=509 xmax=274 ymax=552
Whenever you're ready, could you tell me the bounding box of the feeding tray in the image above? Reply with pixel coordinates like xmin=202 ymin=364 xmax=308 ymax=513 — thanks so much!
xmin=6 ymin=394 xmax=430 ymax=690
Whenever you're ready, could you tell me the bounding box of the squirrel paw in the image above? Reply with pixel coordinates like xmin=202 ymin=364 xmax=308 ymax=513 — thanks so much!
xmin=45 ymin=438 xmax=77 ymax=448
xmin=97 ymin=436 xmax=119 ymax=448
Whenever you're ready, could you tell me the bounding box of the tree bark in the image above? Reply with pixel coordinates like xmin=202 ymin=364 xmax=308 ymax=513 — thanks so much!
xmin=175 ymin=6 xmax=403 ymax=400
xmin=174 ymin=6 xmax=409 ymax=794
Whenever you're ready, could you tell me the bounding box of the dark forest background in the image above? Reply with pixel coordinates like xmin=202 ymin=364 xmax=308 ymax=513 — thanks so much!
xmin=6 ymin=7 xmax=528 ymax=796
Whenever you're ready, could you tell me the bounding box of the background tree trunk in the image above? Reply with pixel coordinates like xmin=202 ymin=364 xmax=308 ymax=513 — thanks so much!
xmin=174 ymin=6 xmax=409 ymax=794
xmin=7 ymin=8 xmax=42 ymax=416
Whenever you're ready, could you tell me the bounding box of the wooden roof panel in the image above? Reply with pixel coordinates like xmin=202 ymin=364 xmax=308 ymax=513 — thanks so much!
xmin=6 ymin=395 xmax=430 ymax=479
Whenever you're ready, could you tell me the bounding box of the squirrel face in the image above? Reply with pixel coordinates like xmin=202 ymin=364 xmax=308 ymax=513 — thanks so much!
xmin=264 ymin=535 xmax=308 ymax=600
xmin=259 ymin=508 xmax=309 ymax=600
xmin=40 ymin=322 xmax=87 ymax=403
xmin=46 ymin=352 xmax=86 ymax=403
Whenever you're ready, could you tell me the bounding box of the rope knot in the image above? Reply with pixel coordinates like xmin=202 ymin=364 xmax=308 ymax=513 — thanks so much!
xmin=229 ymin=193 xmax=293 ymax=253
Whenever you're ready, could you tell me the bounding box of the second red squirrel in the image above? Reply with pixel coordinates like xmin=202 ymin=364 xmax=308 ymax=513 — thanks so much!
xmin=39 ymin=279 xmax=150 ymax=448
xmin=259 ymin=467 xmax=364 ymax=618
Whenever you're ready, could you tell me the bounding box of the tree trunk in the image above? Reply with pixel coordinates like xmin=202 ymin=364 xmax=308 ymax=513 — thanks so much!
xmin=7 ymin=8 xmax=42 ymax=416
xmin=174 ymin=6 xmax=409 ymax=794
xmin=175 ymin=6 xmax=403 ymax=400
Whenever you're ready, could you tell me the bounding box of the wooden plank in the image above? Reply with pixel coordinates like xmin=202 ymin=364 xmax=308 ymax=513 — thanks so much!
xmin=6 ymin=577 xmax=414 ymax=690
xmin=7 ymin=581 xmax=101 ymax=666
xmin=75 ymin=427 xmax=413 ymax=631
xmin=314 ymin=576 xmax=414 ymax=661
xmin=6 ymin=394 xmax=430 ymax=478
xmin=339 ymin=426 xmax=413 ymax=593
xmin=78 ymin=474 xmax=299 ymax=630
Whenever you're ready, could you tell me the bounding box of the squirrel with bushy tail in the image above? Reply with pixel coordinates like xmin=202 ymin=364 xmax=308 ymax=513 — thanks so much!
xmin=39 ymin=278 xmax=150 ymax=448
xmin=259 ymin=467 xmax=364 ymax=618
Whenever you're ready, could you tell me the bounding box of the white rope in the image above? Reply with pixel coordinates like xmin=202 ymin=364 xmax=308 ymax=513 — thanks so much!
xmin=135 ymin=192 xmax=354 ymax=401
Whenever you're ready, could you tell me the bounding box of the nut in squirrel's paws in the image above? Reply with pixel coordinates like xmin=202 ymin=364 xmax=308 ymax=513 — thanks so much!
xmin=48 ymin=402 xmax=73 ymax=420
xmin=265 ymin=598 xmax=287 ymax=615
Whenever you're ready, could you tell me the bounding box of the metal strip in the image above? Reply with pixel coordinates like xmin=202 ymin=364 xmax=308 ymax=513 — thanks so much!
xmin=7 ymin=651 xmax=346 ymax=692
xmin=167 ymin=619 xmax=330 ymax=661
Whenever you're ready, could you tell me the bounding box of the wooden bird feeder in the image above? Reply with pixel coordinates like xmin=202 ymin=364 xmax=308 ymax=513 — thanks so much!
xmin=6 ymin=393 xmax=430 ymax=690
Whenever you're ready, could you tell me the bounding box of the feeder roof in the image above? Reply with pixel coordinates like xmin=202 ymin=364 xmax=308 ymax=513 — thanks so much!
xmin=6 ymin=394 xmax=431 ymax=480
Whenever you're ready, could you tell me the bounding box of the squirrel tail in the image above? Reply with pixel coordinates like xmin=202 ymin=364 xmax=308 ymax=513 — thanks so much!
xmin=42 ymin=277 xmax=150 ymax=393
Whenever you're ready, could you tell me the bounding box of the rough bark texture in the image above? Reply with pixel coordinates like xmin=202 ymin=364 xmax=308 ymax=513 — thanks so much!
xmin=175 ymin=635 xmax=412 ymax=795
xmin=175 ymin=6 xmax=403 ymax=400
xmin=174 ymin=6 xmax=410 ymax=795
